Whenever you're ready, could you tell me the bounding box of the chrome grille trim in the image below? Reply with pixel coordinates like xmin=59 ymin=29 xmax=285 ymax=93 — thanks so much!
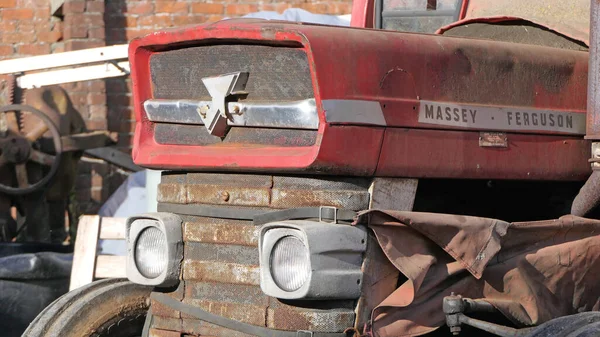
xmin=144 ymin=98 xmax=319 ymax=129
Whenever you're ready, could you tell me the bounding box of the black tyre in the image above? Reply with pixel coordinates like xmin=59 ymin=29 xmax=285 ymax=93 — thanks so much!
xmin=22 ymin=278 xmax=152 ymax=337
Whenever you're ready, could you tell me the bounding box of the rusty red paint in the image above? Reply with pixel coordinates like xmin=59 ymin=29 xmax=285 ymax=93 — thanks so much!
xmin=129 ymin=20 xmax=589 ymax=180
xmin=377 ymin=128 xmax=590 ymax=180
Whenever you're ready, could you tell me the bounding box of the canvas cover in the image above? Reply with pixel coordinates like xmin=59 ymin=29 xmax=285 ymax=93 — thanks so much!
xmin=356 ymin=211 xmax=600 ymax=336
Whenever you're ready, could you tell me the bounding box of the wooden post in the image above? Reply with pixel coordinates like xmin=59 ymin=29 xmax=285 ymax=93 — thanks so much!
xmin=69 ymin=215 xmax=101 ymax=291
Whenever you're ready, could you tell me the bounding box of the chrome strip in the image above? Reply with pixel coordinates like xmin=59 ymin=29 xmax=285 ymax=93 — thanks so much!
xmin=322 ymin=100 xmax=387 ymax=126
xmin=144 ymin=99 xmax=319 ymax=130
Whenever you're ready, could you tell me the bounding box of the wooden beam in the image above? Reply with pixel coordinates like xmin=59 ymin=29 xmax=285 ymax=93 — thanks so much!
xmin=95 ymin=255 xmax=127 ymax=279
xmin=0 ymin=44 xmax=129 ymax=75
xmin=17 ymin=61 xmax=130 ymax=89
xmin=99 ymin=217 xmax=127 ymax=240
xmin=69 ymin=215 xmax=101 ymax=291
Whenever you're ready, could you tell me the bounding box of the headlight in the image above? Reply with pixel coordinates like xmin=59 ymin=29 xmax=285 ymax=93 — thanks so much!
xmin=135 ymin=227 xmax=168 ymax=278
xmin=259 ymin=220 xmax=367 ymax=300
xmin=270 ymin=236 xmax=311 ymax=291
xmin=126 ymin=213 xmax=183 ymax=287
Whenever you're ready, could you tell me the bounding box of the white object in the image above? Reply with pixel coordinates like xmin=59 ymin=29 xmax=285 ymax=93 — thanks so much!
xmin=17 ymin=61 xmax=130 ymax=89
xmin=242 ymin=8 xmax=351 ymax=26
xmin=0 ymin=44 xmax=128 ymax=75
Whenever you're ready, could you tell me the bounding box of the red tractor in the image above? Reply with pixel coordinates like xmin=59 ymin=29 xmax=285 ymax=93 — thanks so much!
xmin=23 ymin=1 xmax=600 ymax=337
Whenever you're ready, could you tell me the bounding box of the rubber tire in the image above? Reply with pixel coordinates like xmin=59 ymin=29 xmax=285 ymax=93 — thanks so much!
xmin=22 ymin=278 xmax=152 ymax=337
xmin=525 ymin=312 xmax=600 ymax=337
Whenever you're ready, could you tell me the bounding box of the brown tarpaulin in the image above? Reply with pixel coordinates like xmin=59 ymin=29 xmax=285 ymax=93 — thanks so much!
xmin=356 ymin=211 xmax=600 ymax=337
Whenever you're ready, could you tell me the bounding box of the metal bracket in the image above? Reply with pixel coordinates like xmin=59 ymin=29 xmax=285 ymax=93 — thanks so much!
xmin=200 ymin=71 xmax=249 ymax=137
xmin=319 ymin=206 xmax=338 ymax=224
xmin=297 ymin=331 xmax=314 ymax=337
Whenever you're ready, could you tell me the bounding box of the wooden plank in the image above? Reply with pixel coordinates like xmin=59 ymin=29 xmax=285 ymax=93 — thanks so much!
xmin=17 ymin=61 xmax=130 ymax=89
xmin=0 ymin=44 xmax=128 ymax=74
xmin=95 ymin=255 xmax=127 ymax=279
xmin=69 ymin=216 xmax=101 ymax=291
xmin=99 ymin=217 xmax=128 ymax=240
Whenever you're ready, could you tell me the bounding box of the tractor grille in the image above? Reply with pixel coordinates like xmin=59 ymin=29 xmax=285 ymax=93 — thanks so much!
xmin=150 ymin=173 xmax=371 ymax=336
xmin=150 ymin=45 xmax=314 ymax=102
xmin=148 ymin=44 xmax=317 ymax=146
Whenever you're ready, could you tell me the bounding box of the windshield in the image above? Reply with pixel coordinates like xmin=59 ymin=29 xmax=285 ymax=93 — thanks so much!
xmin=377 ymin=0 xmax=462 ymax=33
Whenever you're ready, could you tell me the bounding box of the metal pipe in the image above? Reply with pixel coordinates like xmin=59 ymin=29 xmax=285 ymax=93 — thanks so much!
xmin=571 ymin=1 xmax=600 ymax=216
xmin=588 ymin=0 xmax=600 ymax=139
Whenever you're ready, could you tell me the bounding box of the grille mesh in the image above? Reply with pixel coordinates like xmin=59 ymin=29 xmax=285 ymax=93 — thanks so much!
xmin=150 ymin=45 xmax=314 ymax=101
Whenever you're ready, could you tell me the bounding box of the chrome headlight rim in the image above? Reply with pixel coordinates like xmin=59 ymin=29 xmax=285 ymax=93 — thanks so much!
xmin=126 ymin=212 xmax=183 ymax=287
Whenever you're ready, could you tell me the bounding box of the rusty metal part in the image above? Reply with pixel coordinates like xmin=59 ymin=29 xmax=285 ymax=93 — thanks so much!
xmin=571 ymin=170 xmax=600 ymax=216
xmin=151 ymin=173 xmax=367 ymax=335
xmin=84 ymin=147 xmax=142 ymax=172
xmin=479 ymin=132 xmax=508 ymax=148
xmin=59 ymin=131 xmax=117 ymax=152
xmin=0 ymin=105 xmax=62 ymax=196
xmin=571 ymin=0 xmax=600 ymax=215
xmin=588 ymin=0 xmax=600 ymax=140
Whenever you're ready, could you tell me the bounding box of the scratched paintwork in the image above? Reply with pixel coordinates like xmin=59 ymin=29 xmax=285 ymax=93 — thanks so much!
xmin=130 ymin=20 xmax=590 ymax=180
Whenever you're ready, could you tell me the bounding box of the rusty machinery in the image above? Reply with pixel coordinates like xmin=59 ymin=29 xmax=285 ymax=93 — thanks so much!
xmin=0 ymin=77 xmax=117 ymax=243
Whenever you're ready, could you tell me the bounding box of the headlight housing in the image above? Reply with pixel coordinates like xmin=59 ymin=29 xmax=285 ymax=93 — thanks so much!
xmin=259 ymin=220 xmax=367 ymax=300
xmin=126 ymin=213 xmax=183 ymax=287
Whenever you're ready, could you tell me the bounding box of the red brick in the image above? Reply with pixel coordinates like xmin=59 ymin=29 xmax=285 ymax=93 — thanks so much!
xmin=63 ymin=26 xmax=88 ymax=40
xmin=138 ymin=15 xmax=172 ymax=27
xmin=191 ymin=3 xmax=224 ymax=14
xmin=156 ymin=1 xmax=188 ymax=14
xmin=126 ymin=2 xmax=154 ymax=15
xmin=206 ymin=15 xmax=224 ymax=23
xmin=86 ymin=80 xmax=105 ymax=92
xmin=87 ymin=92 xmax=105 ymax=105
xmin=117 ymin=133 xmax=133 ymax=148
xmin=33 ymin=9 xmax=49 ymax=18
xmin=52 ymin=43 xmax=65 ymax=53
xmin=1 ymin=21 xmax=17 ymax=31
xmin=90 ymin=187 xmax=103 ymax=203
xmin=38 ymin=30 xmax=62 ymax=43
xmin=0 ymin=0 xmax=16 ymax=8
xmin=85 ymin=13 xmax=104 ymax=27
xmin=331 ymin=2 xmax=352 ymax=14
xmin=3 ymin=32 xmax=35 ymax=44
xmin=62 ymin=1 xmax=85 ymax=13
xmin=225 ymin=4 xmax=259 ymax=15
xmin=18 ymin=22 xmax=35 ymax=33
xmin=91 ymin=174 xmax=103 ymax=187
xmin=64 ymin=13 xmax=85 ymax=26
xmin=89 ymin=104 xmax=107 ymax=118
xmin=65 ymin=40 xmax=103 ymax=51
xmin=88 ymin=27 xmax=105 ymax=39
xmin=260 ymin=3 xmax=291 ymax=12
xmin=299 ymin=3 xmax=330 ymax=13
xmin=0 ymin=45 xmax=13 ymax=56
xmin=125 ymin=28 xmax=155 ymax=41
xmin=86 ymin=0 xmax=104 ymax=13
xmin=2 ymin=8 xmax=34 ymax=20
xmin=86 ymin=119 xmax=107 ymax=130
xmin=172 ymin=15 xmax=205 ymax=26
xmin=17 ymin=43 xmax=50 ymax=55
xmin=16 ymin=0 xmax=46 ymax=7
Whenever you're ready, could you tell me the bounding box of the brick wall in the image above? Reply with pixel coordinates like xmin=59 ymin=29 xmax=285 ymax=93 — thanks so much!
xmin=0 ymin=0 xmax=351 ymax=217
